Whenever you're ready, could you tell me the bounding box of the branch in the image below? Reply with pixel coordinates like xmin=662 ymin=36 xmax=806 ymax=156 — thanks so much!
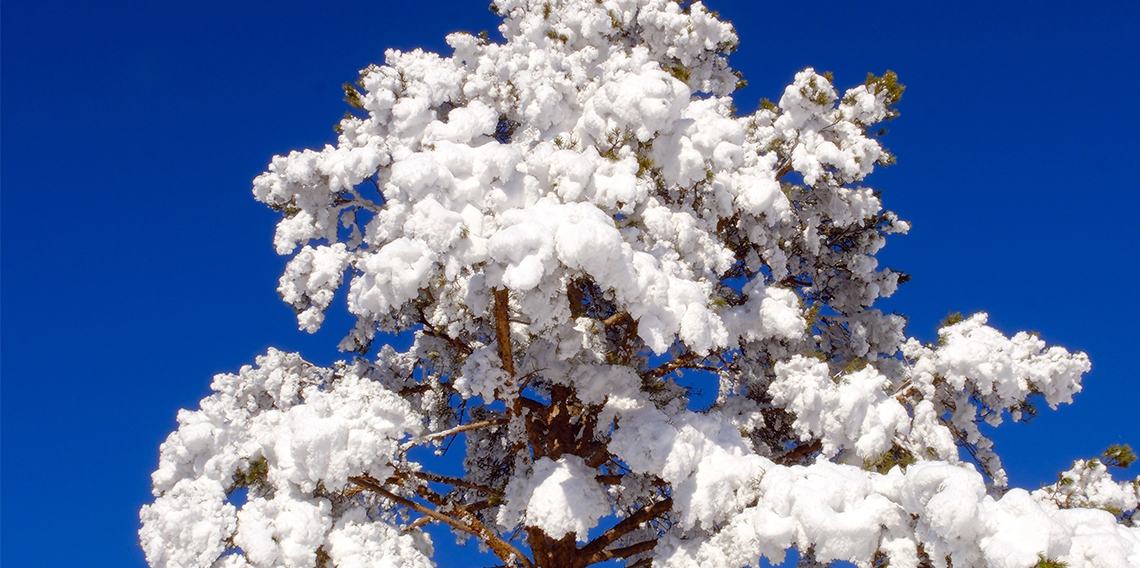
xmin=645 ymin=353 xmax=699 ymax=378
xmin=683 ymin=364 xmax=725 ymax=374
xmin=583 ymin=539 xmax=659 ymax=565
xmin=405 ymin=516 xmax=432 ymax=532
xmin=417 ymin=302 xmax=473 ymax=356
xmin=593 ymin=473 xmax=670 ymax=488
xmin=585 ymin=443 xmax=611 ymax=469
xmin=578 ymin=497 xmax=673 ymax=563
xmin=350 ymin=476 xmax=533 ymax=568
xmin=595 ymin=474 xmax=624 ymax=485
xmin=339 ymin=186 xmax=384 ymax=213
xmin=775 ymin=159 xmax=794 ymax=181
xmin=401 ymin=419 xmax=509 ymax=450
xmin=427 ymin=327 xmax=474 ymax=355
xmin=405 ymin=498 xmax=496 ymax=533
xmin=398 ymin=383 xmax=431 ymax=396
xmin=350 ymin=476 xmax=476 ymax=534
xmin=778 ymin=440 xmax=822 ymax=464
xmin=517 ymin=396 xmax=546 ymax=414
xmin=365 ymin=174 xmax=387 ymax=205
xmin=602 ymin=311 xmax=632 ymax=328
xmin=494 ymin=287 xmax=515 ymax=377
xmin=411 ymin=470 xmax=497 ymax=495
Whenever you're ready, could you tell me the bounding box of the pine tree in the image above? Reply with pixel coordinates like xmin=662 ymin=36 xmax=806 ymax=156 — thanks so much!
xmin=140 ymin=1 xmax=1140 ymax=567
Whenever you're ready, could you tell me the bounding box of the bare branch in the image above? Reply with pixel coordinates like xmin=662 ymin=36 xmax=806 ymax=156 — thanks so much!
xmin=778 ymin=440 xmax=822 ymax=464
xmin=410 ymin=470 xmax=497 ymax=494
xmin=579 ymin=497 xmax=673 ymax=563
xmin=401 ymin=419 xmax=508 ymax=451
xmin=350 ymin=476 xmax=533 ymax=568
xmin=583 ymin=539 xmax=659 ymax=565
xmin=350 ymin=476 xmax=476 ymax=534
xmin=644 ymin=353 xmax=700 ymax=378
xmin=775 ymin=159 xmax=794 ymax=181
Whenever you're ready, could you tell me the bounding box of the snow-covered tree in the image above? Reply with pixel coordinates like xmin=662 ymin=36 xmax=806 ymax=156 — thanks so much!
xmin=139 ymin=1 xmax=1140 ymax=567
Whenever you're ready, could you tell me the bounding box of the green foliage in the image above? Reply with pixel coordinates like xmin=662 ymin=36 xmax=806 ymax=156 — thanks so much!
xmin=1035 ymin=553 xmax=1068 ymax=568
xmin=332 ymin=111 xmax=356 ymax=134
xmin=342 ymin=82 xmax=365 ymax=110
xmin=864 ymin=444 xmax=917 ymax=474
xmin=941 ymin=312 xmax=964 ymax=327
xmin=599 ymin=127 xmax=629 ymax=160
xmin=553 ymin=133 xmax=580 ymax=150
xmin=865 ymin=71 xmax=905 ymax=119
xmin=799 ymin=74 xmax=833 ymax=106
xmin=609 ymin=10 xmax=623 ymax=29
xmin=1103 ymin=444 xmax=1137 ymax=469
xmin=716 ymin=39 xmax=739 ymax=55
xmin=667 ymin=63 xmax=691 ymax=84
xmin=233 ymin=456 xmax=270 ymax=491
xmin=798 ymin=301 xmax=822 ymax=338
xmin=636 ymin=152 xmax=655 ymax=177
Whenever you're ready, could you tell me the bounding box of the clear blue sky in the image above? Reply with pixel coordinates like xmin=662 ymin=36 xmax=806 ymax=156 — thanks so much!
xmin=3 ymin=1 xmax=1138 ymax=566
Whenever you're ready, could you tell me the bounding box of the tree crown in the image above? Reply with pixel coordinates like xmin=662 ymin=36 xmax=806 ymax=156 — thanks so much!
xmin=140 ymin=1 xmax=1139 ymax=567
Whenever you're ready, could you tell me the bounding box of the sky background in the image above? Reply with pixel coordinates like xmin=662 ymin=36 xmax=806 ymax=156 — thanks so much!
xmin=3 ymin=0 xmax=1138 ymax=566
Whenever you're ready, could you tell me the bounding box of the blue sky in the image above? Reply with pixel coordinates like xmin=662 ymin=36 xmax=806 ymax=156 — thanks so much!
xmin=2 ymin=0 xmax=1138 ymax=566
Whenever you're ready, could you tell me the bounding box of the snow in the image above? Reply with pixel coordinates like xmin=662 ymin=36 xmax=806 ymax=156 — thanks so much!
xmin=502 ymin=456 xmax=612 ymax=541
xmin=326 ymin=509 xmax=434 ymax=568
xmin=770 ymin=357 xmax=910 ymax=461
xmin=235 ymin=491 xmax=331 ymax=567
xmin=140 ymin=351 xmax=422 ymax=568
xmin=141 ymin=1 xmax=1140 ymax=567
